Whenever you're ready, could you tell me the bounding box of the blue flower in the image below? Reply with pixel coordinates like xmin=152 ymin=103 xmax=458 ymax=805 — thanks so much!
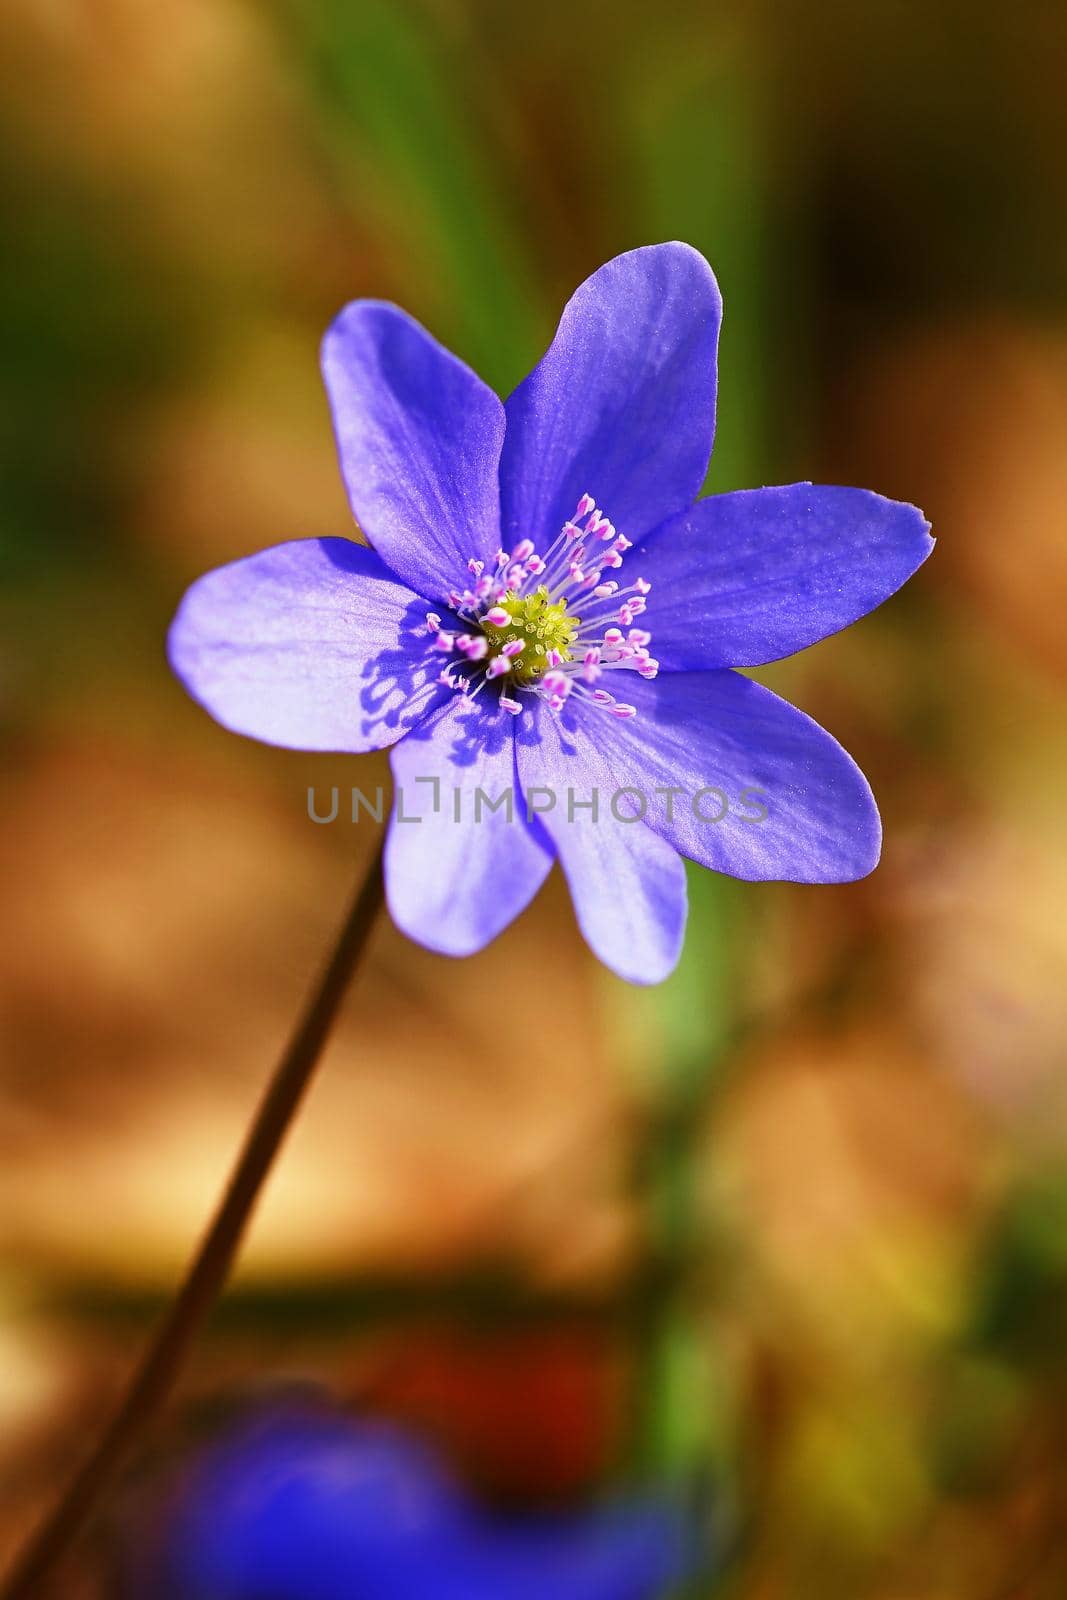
xmin=169 ymin=243 xmax=932 ymax=983
xmin=127 ymin=1408 xmax=688 ymax=1600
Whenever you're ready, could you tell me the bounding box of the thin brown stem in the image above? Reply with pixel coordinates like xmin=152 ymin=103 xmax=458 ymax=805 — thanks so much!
xmin=1 ymin=844 xmax=386 ymax=1599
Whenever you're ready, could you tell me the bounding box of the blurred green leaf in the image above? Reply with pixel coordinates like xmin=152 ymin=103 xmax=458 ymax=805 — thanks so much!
xmin=620 ymin=26 xmax=779 ymax=491
xmin=0 ymin=172 xmax=197 ymax=576
xmin=968 ymin=1170 xmax=1067 ymax=1369
xmin=279 ymin=0 xmax=542 ymax=388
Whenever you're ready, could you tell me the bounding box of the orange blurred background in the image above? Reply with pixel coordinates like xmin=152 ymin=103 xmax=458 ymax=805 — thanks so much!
xmin=1 ymin=1 xmax=1066 ymax=1595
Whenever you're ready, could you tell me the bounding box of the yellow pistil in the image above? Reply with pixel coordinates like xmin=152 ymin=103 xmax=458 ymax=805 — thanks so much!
xmin=481 ymin=586 xmax=580 ymax=683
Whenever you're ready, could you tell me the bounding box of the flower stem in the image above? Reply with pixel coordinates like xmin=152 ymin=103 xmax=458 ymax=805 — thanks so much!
xmin=1 ymin=844 xmax=386 ymax=1599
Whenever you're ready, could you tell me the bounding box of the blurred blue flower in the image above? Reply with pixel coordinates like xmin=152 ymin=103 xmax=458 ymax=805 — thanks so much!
xmin=127 ymin=1407 xmax=688 ymax=1600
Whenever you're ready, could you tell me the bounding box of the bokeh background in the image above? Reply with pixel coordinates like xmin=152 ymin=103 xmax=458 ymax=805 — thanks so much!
xmin=2 ymin=0 xmax=1066 ymax=1594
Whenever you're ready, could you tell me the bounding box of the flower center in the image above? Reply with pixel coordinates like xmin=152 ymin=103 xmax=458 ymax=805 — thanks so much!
xmin=480 ymin=586 xmax=579 ymax=684
xmin=418 ymin=494 xmax=657 ymax=721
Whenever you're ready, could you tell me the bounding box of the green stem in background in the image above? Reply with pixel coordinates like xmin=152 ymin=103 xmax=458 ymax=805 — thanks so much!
xmin=0 ymin=845 xmax=386 ymax=1600
xmin=612 ymin=32 xmax=774 ymax=1585
xmin=625 ymin=871 xmax=741 ymax=1498
xmin=288 ymin=0 xmax=544 ymax=392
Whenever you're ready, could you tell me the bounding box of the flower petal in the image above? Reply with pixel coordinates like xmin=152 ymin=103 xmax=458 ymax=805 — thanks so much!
xmin=588 ymin=671 xmax=881 ymax=882
xmin=515 ymin=702 xmax=687 ymax=985
xmin=636 ymin=484 xmax=934 ymax=668
xmin=386 ymin=697 xmax=553 ymax=957
xmin=168 ymin=538 xmax=446 ymax=752
xmin=322 ymin=302 xmax=505 ymax=603
xmin=500 ymin=244 xmax=721 ymax=549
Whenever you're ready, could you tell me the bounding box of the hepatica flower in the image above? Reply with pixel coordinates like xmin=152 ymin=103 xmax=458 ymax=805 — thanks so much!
xmin=170 ymin=244 xmax=932 ymax=983
xmin=128 ymin=1407 xmax=687 ymax=1600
